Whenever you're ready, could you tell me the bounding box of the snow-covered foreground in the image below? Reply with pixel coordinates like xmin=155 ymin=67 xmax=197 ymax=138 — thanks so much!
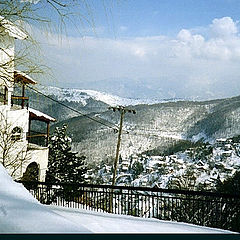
xmin=0 ymin=164 xmax=90 ymax=233
xmin=0 ymin=164 xmax=235 ymax=233
xmin=48 ymin=205 xmax=234 ymax=234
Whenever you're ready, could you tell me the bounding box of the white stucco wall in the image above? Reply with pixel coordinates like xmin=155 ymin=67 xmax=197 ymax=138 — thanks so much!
xmin=0 ymin=104 xmax=9 ymax=116
xmin=6 ymin=140 xmax=28 ymax=179
xmin=7 ymin=108 xmax=29 ymax=134
xmin=25 ymin=145 xmax=49 ymax=182
xmin=0 ymin=26 xmax=14 ymax=90
xmin=0 ymin=27 xmax=28 ymax=179
xmin=0 ymin=107 xmax=49 ymax=181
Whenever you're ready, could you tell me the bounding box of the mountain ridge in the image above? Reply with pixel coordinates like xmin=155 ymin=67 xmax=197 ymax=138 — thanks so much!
xmin=28 ymin=85 xmax=240 ymax=164
xmin=38 ymin=85 xmax=186 ymax=107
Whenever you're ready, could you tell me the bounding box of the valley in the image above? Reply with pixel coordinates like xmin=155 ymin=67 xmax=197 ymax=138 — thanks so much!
xmin=29 ymin=85 xmax=240 ymax=167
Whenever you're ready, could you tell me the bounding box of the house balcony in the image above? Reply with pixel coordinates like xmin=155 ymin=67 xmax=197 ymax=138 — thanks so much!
xmin=27 ymin=130 xmax=48 ymax=147
xmin=1 ymin=70 xmax=56 ymax=147
xmin=11 ymin=70 xmax=35 ymax=109
xmin=0 ymin=92 xmax=28 ymax=109
xmin=0 ymin=70 xmax=35 ymax=108
xmin=28 ymin=108 xmax=56 ymax=147
xmin=11 ymin=95 xmax=29 ymax=109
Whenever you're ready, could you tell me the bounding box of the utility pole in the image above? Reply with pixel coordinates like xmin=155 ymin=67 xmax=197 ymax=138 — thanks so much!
xmin=109 ymin=106 xmax=136 ymax=186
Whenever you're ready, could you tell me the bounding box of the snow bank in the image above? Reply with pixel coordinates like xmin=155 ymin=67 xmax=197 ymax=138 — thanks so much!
xmin=0 ymin=164 xmax=90 ymax=233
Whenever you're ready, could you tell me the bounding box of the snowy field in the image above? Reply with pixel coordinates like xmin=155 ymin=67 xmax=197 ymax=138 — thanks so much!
xmin=0 ymin=164 xmax=235 ymax=234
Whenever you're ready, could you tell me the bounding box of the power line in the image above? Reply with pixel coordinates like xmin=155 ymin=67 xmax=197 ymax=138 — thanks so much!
xmin=27 ymin=86 xmax=182 ymax=140
xmin=26 ymin=85 xmax=119 ymax=132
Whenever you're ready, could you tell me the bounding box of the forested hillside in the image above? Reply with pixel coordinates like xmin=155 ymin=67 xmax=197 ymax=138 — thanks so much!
xmin=29 ymin=86 xmax=240 ymax=164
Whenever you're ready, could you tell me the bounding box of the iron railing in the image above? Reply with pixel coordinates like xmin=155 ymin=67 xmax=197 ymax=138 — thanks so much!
xmin=16 ymin=181 xmax=240 ymax=232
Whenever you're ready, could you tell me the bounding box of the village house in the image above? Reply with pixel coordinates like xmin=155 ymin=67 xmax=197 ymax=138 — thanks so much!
xmin=0 ymin=17 xmax=55 ymax=181
xmin=215 ymin=138 xmax=233 ymax=148
xmin=121 ymin=160 xmax=130 ymax=172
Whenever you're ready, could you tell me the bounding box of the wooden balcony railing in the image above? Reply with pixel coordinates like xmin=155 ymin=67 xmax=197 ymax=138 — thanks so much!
xmin=27 ymin=131 xmax=49 ymax=147
xmin=11 ymin=95 xmax=29 ymax=109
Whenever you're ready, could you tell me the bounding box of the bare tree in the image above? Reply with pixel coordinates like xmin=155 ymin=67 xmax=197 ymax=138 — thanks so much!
xmin=0 ymin=0 xmax=116 ymax=177
xmin=0 ymin=0 xmax=102 ymax=80
xmin=0 ymin=110 xmax=29 ymax=178
xmin=0 ymin=0 xmax=118 ymax=84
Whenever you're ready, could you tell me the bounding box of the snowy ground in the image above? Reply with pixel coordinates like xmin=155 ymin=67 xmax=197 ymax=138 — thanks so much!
xmin=0 ymin=164 xmax=235 ymax=234
xmin=48 ymin=205 xmax=235 ymax=234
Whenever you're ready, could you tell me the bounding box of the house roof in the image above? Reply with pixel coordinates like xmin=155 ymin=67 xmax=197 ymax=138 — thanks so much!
xmin=0 ymin=16 xmax=27 ymax=40
xmin=29 ymin=108 xmax=56 ymax=123
xmin=14 ymin=70 xmax=37 ymax=85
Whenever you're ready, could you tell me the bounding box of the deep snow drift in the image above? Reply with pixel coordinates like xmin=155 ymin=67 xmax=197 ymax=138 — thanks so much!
xmin=0 ymin=164 xmax=90 ymax=233
xmin=0 ymin=164 xmax=234 ymax=233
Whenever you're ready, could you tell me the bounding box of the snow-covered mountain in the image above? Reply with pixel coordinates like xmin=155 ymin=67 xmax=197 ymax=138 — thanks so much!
xmin=28 ymin=85 xmax=240 ymax=165
xmin=38 ymin=85 xmax=182 ymax=107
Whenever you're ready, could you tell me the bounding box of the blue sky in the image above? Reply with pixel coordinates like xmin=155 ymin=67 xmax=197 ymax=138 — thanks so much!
xmin=63 ymin=0 xmax=240 ymax=38
xmin=108 ymin=0 xmax=240 ymax=37
xmin=31 ymin=0 xmax=240 ymax=100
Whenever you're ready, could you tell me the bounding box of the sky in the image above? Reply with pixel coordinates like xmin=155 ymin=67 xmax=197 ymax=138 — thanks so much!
xmin=29 ymin=0 xmax=240 ymax=100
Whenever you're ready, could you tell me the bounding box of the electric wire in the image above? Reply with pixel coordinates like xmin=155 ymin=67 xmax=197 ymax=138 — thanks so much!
xmin=27 ymin=85 xmax=119 ymax=132
xmin=27 ymin=86 xmax=183 ymax=139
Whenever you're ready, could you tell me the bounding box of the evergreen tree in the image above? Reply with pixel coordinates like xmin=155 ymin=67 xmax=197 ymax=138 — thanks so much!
xmin=216 ymin=171 xmax=240 ymax=194
xmin=45 ymin=124 xmax=87 ymax=201
xmin=131 ymin=161 xmax=144 ymax=179
xmin=46 ymin=124 xmax=87 ymax=183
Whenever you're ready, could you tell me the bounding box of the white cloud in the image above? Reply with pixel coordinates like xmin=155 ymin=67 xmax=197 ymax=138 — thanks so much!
xmin=177 ymin=29 xmax=193 ymax=42
xmin=132 ymin=48 xmax=146 ymax=58
xmin=210 ymin=17 xmax=238 ymax=38
xmin=175 ymin=17 xmax=240 ymax=61
xmin=35 ymin=17 xmax=240 ymax=100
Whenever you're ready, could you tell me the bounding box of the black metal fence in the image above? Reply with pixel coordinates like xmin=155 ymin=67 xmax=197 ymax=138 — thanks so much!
xmin=17 ymin=181 xmax=240 ymax=232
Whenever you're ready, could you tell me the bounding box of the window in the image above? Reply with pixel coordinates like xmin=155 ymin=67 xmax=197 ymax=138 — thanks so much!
xmin=11 ymin=127 xmax=22 ymax=141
